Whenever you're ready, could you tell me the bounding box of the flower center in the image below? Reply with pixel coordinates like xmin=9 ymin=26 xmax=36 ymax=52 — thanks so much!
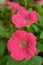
xmin=25 ymin=19 xmax=29 ymax=22
xmin=20 ymin=41 xmax=26 ymax=47
xmin=25 ymin=18 xmax=30 ymax=23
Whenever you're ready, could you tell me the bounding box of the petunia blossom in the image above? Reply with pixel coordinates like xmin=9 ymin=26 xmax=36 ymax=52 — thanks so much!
xmin=7 ymin=30 xmax=37 ymax=60
xmin=5 ymin=1 xmax=24 ymax=10
xmin=12 ymin=9 xmax=38 ymax=28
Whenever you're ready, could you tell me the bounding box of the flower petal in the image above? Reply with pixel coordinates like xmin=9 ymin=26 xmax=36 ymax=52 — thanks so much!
xmin=11 ymin=47 xmax=24 ymax=60
xmin=27 ymin=11 xmax=38 ymax=25
xmin=25 ymin=47 xmax=36 ymax=59
xmin=5 ymin=2 xmax=20 ymax=9
xmin=17 ymin=9 xmax=28 ymax=18
xmin=12 ymin=15 xmax=27 ymax=28
xmin=7 ymin=38 xmax=20 ymax=52
xmin=27 ymin=32 xmax=36 ymax=47
xmin=12 ymin=30 xmax=27 ymax=41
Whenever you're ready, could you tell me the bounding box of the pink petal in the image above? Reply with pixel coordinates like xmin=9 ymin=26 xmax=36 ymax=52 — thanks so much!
xmin=17 ymin=9 xmax=28 ymax=18
xmin=5 ymin=2 xmax=20 ymax=9
xmin=19 ymin=6 xmax=24 ymax=10
xmin=27 ymin=11 xmax=38 ymax=25
xmin=25 ymin=47 xmax=36 ymax=59
xmin=11 ymin=47 xmax=24 ymax=60
xmin=12 ymin=14 xmax=27 ymax=28
xmin=27 ymin=32 xmax=36 ymax=47
xmin=12 ymin=30 xmax=27 ymax=41
xmin=7 ymin=38 xmax=20 ymax=52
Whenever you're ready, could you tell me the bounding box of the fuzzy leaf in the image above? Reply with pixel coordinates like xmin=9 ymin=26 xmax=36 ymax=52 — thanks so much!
xmin=6 ymin=56 xmax=42 ymax=65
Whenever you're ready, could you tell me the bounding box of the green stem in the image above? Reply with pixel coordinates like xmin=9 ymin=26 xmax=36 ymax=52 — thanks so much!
xmin=24 ymin=0 xmax=27 ymax=8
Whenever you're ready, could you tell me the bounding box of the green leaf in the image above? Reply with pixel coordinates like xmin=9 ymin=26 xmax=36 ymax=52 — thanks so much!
xmin=31 ymin=25 xmax=38 ymax=32
xmin=0 ymin=25 xmax=11 ymax=38
xmin=0 ymin=38 xmax=7 ymax=56
xmin=37 ymin=41 xmax=43 ymax=51
xmin=40 ymin=31 xmax=43 ymax=39
xmin=28 ymin=8 xmax=32 ymax=11
xmin=6 ymin=56 xmax=42 ymax=65
xmin=38 ymin=15 xmax=43 ymax=28
xmin=0 ymin=55 xmax=9 ymax=65
xmin=42 ymin=58 xmax=43 ymax=64
xmin=0 ymin=20 xmax=16 ymax=38
xmin=36 ymin=49 xmax=40 ymax=55
xmin=35 ymin=6 xmax=43 ymax=16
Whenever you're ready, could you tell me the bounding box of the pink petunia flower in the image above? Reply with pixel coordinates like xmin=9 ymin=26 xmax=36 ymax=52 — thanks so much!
xmin=12 ymin=9 xmax=38 ymax=28
xmin=7 ymin=30 xmax=36 ymax=60
xmin=5 ymin=1 xmax=24 ymax=10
